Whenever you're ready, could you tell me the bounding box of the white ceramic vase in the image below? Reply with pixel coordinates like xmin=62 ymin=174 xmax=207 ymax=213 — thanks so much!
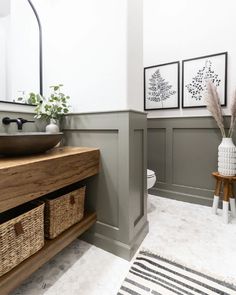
xmin=218 ymin=137 xmax=236 ymax=176
xmin=46 ymin=118 xmax=59 ymax=133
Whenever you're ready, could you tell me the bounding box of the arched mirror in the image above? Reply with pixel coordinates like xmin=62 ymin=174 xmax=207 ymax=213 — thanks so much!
xmin=0 ymin=0 xmax=42 ymax=105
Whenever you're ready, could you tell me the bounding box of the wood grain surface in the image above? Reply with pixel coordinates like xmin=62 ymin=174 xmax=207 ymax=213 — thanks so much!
xmin=0 ymin=147 xmax=100 ymax=212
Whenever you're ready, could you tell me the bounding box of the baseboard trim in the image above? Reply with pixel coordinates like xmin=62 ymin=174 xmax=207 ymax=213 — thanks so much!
xmin=81 ymin=221 xmax=149 ymax=261
xmin=149 ymin=187 xmax=213 ymax=207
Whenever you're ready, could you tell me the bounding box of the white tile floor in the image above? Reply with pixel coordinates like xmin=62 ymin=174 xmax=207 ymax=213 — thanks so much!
xmin=12 ymin=195 xmax=236 ymax=295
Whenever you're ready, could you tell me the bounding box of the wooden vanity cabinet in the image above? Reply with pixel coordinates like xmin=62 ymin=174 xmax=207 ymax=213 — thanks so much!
xmin=0 ymin=147 xmax=100 ymax=295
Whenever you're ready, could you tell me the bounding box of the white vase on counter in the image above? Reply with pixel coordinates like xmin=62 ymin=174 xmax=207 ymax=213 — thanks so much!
xmin=46 ymin=118 xmax=59 ymax=133
xmin=218 ymin=137 xmax=236 ymax=176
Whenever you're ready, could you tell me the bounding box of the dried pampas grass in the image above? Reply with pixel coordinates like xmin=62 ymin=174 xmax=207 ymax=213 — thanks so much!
xmin=205 ymin=82 xmax=236 ymax=138
xmin=205 ymin=82 xmax=226 ymax=138
xmin=229 ymin=89 xmax=236 ymax=137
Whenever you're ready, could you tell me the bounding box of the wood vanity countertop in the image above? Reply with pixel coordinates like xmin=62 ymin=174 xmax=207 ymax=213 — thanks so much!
xmin=0 ymin=146 xmax=100 ymax=212
xmin=0 ymin=146 xmax=99 ymax=169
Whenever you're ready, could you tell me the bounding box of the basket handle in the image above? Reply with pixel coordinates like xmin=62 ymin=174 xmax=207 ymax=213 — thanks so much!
xmin=70 ymin=195 xmax=75 ymax=205
xmin=14 ymin=222 xmax=24 ymax=236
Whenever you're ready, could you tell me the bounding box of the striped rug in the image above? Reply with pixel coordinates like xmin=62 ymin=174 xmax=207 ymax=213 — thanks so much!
xmin=118 ymin=250 xmax=236 ymax=295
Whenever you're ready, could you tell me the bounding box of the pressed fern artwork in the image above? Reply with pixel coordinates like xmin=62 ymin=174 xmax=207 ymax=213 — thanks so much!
xmin=182 ymin=52 xmax=227 ymax=108
xmin=144 ymin=61 xmax=179 ymax=110
xmin=147 ymin=69 xmax=176 ymax=102
xmin=185 ymin=60 xmax=221 ymax=101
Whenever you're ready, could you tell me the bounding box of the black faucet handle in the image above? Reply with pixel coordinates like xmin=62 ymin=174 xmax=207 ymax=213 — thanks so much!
xmin=2 ymin=117 xmax=11 ymax=125
xmin=18 ymin=118 xmax=35 ymax=123
xmin=2 ymin=117 xmax=35 ymax=130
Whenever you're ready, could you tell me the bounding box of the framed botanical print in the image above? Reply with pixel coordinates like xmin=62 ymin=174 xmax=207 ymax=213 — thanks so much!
xmin=144 ymin=61 xmax=180 ymax=110
xmin=182 ymin=52 xmax=227 ymax=108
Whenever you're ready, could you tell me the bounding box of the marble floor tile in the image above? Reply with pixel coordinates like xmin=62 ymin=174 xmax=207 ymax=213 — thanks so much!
xmin=11 ymin=195 xmax=236 ymax=294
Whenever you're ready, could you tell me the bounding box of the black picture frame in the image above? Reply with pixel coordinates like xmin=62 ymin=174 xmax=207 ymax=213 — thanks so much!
xmin=182 ymin=52 xmax=227 ymax=108
xmin=144 ymin=61 xmax=180 ymax=110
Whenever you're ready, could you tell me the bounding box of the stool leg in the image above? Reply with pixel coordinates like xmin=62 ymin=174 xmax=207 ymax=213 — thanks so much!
xmin=223 ymin=180 xmax=230 ymax=224
xmin=212 ymin=179 xmax=221 ymax=214
xmin=230 ymin=199 xmax=236 ymax=217
xmin=223 ymin=201 xmax=229 ymax=224
xmin=213 ymin=196 xmax=220 ymax=214
xmin=229 ymin=181 xmax=236 ymax=217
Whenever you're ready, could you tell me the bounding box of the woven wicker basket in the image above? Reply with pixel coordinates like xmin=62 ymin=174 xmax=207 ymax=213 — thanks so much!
xmin=0 ymin=202 xmax=45 ymax=277
xmin=44 ymin=186 xmax=86 ymax=239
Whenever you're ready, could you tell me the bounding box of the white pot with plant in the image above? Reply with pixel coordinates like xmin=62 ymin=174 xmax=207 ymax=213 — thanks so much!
xmin=29 ymin=84 xmax=70 ymax=133
xmin=206 ymin=82 xmax=236 ymax=176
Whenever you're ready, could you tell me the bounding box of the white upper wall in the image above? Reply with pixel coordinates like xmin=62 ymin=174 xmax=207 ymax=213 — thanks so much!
xmin=144 ymin=0 xmax=236 ymax=117
xmin=127 ymin=0 xmax=143 ymax=111
xmin=0 ymin=0 xmax=10 ymax=17
xmin=33 ymin=0 xmax=143 ymax=113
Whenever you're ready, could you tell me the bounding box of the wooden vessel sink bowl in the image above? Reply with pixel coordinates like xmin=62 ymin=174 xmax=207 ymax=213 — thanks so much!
xmin=0 ymin=132 xmax=63 ymax=156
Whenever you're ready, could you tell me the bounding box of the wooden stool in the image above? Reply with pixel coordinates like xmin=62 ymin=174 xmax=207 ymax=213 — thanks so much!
xmin=212 ymin=172 xmax=236 ymax=223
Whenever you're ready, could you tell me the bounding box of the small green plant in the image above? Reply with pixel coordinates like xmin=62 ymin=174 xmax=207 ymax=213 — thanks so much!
xmin=30 ymin=84 xmax=70 ymax=120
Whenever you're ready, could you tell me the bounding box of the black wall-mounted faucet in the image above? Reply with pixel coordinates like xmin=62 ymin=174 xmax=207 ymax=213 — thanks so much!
xmin=2 ymin=117 xmax=35 ymax=130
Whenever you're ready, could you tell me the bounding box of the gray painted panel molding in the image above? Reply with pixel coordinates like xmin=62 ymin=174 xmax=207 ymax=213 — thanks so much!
xmin=148 ymin=116 xmax=236 ymax=206
xmin=0 ymin=110 xmax=147 ymax=260
xmin=63 ymin=111 xmax=148 ymax=260
xmin=0 ymin=111 xmax=46 ymax=133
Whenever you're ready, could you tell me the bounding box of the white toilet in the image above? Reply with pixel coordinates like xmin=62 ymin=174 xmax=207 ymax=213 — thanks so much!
xmin=147 ymin=169 xmax=156 ymax=189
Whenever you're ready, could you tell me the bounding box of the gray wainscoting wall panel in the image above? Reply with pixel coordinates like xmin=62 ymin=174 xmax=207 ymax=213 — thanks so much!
xmin=132 ymin=129 xmax=144 ymax=225
xmin=147 ymin=128 xmax=166 ymax=183
xmin=65 ymin=129 xmax=119 ymax=228
xmin=0 ymin=110 xmax=46 ymax=133
xmin=147 ymin=116 xmax=235 ymax=206
xmin=63 ymin=110 xmax=148 ymax=260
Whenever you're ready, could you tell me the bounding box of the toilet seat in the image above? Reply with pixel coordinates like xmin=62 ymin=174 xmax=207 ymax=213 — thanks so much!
xmin=147 ymin=169 xmax=156 ymax=189
xmin=147 ymin=169 xmax=155 ymax=178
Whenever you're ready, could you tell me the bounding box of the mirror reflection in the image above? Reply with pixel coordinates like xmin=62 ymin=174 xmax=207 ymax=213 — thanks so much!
xmin=0 ymin=0 xmax=40 ymax=104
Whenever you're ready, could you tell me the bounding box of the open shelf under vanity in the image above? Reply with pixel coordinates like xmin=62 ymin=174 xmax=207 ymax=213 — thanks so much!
xmin=0 ymin=146 xmax=100 ymax=295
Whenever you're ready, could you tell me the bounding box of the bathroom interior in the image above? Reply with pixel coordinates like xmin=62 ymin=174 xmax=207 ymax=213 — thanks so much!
xmin=0 ymin=0 xmax=236 ymax=294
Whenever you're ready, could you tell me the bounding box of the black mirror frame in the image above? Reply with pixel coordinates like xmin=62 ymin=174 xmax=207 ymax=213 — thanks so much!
xmin=27 ymin=0 xmax=43 ymax=97
xmin=0 ymin=0 xmax=43 ymax=106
